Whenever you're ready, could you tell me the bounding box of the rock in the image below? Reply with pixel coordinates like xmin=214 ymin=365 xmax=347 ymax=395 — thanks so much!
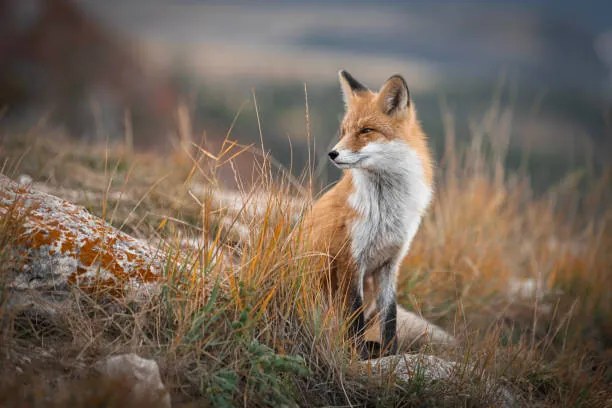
xmin=364 ymin=305 xmax=455 ymax=350
xmin=360 ymin=353 xmax=457 ymax=382
xmin=360 ymin=354 xmax=517 ymax=408
xmin=17 ymin=174 xmax=33 ymax=185
xmin=96 ymin=353 xmax=171 ymax=408
xmin=193 ymin=184 xmax=306 ymax=221
xmin=508 ymin=277 xmax=540 ymax=300
xmin=0 ymin=175 xmax=165 ymax=299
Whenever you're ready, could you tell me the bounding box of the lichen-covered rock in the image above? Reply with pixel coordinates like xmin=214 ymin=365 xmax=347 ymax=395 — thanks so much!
xmin=0 ymin=175 xmax=164 ymax=297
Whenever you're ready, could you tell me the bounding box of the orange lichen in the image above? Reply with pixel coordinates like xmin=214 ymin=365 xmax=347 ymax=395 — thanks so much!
xmin=61 ymin=233 xmax=76 ymax=253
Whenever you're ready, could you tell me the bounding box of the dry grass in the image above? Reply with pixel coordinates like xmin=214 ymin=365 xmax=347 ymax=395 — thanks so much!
xmin=0 ymin=100 xmax=610 ymax=407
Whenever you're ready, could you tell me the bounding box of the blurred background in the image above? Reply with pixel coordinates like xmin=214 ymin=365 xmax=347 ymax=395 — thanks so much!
xmin=1 ymin=0 xmax=611 ymax=189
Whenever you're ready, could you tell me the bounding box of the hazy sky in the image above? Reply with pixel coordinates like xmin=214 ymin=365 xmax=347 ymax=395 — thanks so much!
xmin=80 ymin=1 xmax=611 ymax=93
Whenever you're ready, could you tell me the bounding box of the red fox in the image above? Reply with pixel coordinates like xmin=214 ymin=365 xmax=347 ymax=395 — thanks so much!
xmin=304 ymin=70 xmax=435 ymax=357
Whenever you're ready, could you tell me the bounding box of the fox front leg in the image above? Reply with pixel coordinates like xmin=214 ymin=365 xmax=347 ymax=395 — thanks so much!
xmin=347 ymin=279 xmax=368 ymax=359
xmin=377 ymin=261 xmax=398 ymax=355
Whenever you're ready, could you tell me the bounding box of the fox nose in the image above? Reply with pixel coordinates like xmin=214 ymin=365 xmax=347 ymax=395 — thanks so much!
xmin=328 ymin=150 xmax=339 ymax=160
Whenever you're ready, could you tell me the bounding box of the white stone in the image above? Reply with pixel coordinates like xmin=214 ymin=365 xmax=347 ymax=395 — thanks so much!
xmin=96 ymin=353 xmax=171 ymax=408
xmin=17 ymin=174 xmax=33 ymax=185
xmin=361 ymin=353 xmax=456 ymax=382
xmin=360 ymin=354 xmax=517 ymax=407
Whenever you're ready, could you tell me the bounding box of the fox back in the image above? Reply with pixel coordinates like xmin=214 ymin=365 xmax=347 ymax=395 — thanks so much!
xmin=304 ymin=70 xmax=434 ymax=357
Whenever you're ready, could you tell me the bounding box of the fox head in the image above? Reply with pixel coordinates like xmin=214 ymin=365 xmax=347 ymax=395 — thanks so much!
xmin=329 ymin=70 xmax=431 ymax=181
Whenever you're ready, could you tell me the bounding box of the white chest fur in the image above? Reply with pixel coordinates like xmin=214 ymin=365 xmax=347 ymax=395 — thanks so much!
xmin=347 ymin=141 xmax=432 ymax=274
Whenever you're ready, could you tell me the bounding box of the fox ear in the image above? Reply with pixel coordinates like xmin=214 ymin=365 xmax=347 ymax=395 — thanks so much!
xmin=378 ymin=75 xmax=410 ymax=116
xmin=338 ymin=70 xmax=368 ymax=108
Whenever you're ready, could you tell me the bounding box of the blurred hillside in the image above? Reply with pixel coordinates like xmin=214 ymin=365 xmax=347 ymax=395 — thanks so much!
xmin=1 ymin=0 xmax=611 ymax=189
xmin=0 ymin=0 xmax=181 ymax=147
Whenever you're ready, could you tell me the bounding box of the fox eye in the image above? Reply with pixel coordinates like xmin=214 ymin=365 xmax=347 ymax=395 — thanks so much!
xmin=359 ymin=127 xmax=374 ymax=135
